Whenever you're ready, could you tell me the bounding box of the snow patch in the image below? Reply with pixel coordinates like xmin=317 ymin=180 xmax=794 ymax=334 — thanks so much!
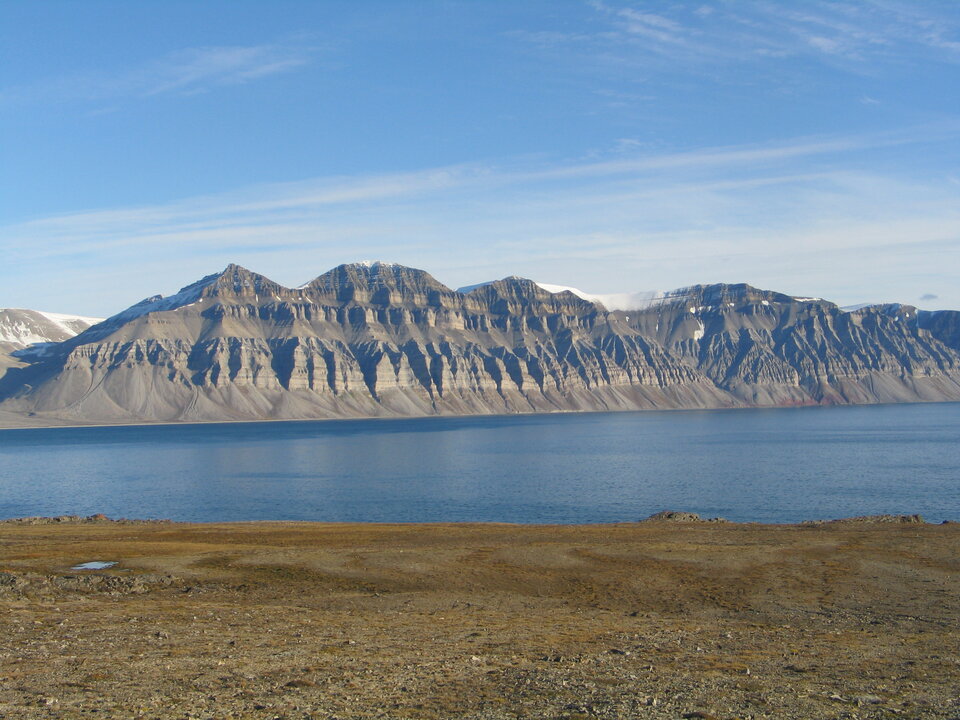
xmin=71 ymin=561 xmax=117 ymax=571
xmin=533 ymin=282 xmax=668 ymax=311
xmin=353 ymin=260 xmax=400 ymax=270
xmin=36 ymin=311 xmax=104 ymax=330
xmin=0 ymin=325 xmax=53 ymax=346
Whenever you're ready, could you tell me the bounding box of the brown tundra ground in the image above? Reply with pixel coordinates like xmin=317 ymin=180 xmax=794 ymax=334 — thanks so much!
xmin=1 ymin=518 xmax=959 ymax=719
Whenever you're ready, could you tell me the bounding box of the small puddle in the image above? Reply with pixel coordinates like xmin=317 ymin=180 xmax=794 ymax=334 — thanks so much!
xmin=70 ymin=561 xmax=117 ymax=571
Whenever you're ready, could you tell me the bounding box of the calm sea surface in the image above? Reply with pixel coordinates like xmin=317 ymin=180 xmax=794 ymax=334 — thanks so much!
xmin=0 ymin=403 xmax=958 ymax=524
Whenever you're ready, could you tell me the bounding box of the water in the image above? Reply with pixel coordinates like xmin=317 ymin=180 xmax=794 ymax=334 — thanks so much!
xmin=0 ymin=403 xmax=957 ymax=524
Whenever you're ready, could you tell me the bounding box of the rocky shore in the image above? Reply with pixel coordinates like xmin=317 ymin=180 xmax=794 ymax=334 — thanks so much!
xmin=2 ymin=519 xmax=958 ymax=718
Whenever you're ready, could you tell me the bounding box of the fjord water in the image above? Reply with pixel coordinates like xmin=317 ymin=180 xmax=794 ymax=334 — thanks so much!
xmin=0 ymin=403 xmax=957 ymax=524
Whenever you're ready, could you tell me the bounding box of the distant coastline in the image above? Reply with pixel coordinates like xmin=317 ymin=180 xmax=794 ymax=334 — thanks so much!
xmin=1 ymin=397 xmax=958 ymax=432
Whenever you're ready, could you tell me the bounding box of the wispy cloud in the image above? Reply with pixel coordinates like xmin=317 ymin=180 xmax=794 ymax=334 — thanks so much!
xmin=0 ymin=42 xmax=314 ymax=107
xmin=139 ymin=45 xmax=310 ymax=96
xmin=3 ymin=126 xmax=959 ymax=313
xmin=7 ymin=126 xmax=938 ymax=248
xmin=517 ymin=1 xmax=960 ymax=71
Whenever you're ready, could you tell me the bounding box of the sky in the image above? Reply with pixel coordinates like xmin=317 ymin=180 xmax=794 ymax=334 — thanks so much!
xmin=1 ymin=0 xmax=959 ymax=317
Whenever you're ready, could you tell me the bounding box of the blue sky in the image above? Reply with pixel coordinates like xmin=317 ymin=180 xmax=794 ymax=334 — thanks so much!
xmin=2 ymin=0 xmax=959 ymax=316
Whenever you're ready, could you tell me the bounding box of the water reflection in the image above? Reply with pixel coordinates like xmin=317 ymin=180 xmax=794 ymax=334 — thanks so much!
xmin=0 ymin=404 xmax=957 ymax=523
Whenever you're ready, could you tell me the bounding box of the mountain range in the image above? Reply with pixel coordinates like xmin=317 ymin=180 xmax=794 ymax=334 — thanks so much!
xmin=1 ymin=261 xmax=959 ymax=426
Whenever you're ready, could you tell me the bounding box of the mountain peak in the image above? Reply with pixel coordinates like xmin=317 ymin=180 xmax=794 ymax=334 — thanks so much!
xmin=463 ymin=275 xmax=600 ymax=313
xmin=4 ymin=260 xmax=960 ymax=425
xmin=206 ymin=264 xmax=282 ymax=297
xmin=304 ymin=262 xmax=453 ymax=303
xmin=659 ymin=283 xmax=822 ymax=308
xmin=74 ymin=264 xmax=281 ymax=343
xmin=351 ymin=260 xmax=399 ymax=269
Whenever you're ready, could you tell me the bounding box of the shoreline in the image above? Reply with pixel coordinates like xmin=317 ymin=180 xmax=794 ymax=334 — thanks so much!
xmin=1 ymin=396 xmax=958 ymax=432
xmin=0 ymin=512 xmax=941 ymax=528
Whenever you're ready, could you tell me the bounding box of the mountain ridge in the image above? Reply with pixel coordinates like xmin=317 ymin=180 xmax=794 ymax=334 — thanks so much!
xmin=1 ymin=262 xmax=958 ymax=427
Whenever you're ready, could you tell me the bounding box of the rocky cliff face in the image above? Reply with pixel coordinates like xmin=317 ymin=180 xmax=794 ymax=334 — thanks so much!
xmin=2 ymin=262 xmax=959 ymax=425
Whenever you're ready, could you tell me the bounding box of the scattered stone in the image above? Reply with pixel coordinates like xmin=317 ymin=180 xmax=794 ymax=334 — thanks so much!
xmin=0 ymin=515 xmax=172 ymax=525
xmin=643 ymin=511 xmax=727 ymax=523
xmin=284 ymin=679 xmax=316 ymax=689
xmin=0 ymin=571 xmax=24 ymax=590
xmin=804 ymin=514 xmax=926 ymax=525
xmin=0 ymin=519 xmax=957 ymax=719
xmin=0 ymin=571 xmax=177 ymax=597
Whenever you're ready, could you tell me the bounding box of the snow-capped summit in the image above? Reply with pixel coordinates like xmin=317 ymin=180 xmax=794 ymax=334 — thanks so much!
xmin=353 ymin=260 xmax=398 ymax=268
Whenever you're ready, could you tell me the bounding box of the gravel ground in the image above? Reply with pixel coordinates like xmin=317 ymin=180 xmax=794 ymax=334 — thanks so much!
xmin=1 ymin=518 xmax=958 ymax=719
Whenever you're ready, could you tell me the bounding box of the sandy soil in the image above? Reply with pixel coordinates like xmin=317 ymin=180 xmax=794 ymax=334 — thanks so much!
xmin=1 ymin=518 xmax=959 ymax=719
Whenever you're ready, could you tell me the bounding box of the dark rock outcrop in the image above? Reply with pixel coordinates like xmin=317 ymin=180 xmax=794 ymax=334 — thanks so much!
xmin=643 ymin=511 xmax=728 ymax=523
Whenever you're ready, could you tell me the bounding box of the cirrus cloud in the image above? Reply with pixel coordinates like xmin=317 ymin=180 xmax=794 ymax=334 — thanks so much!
xmin=0 ymin=42 xmax=315 ymax=107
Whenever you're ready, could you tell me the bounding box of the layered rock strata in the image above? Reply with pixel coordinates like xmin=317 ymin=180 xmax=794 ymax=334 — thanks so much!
xmin=1 ymin=263 xmax=958 ymax=425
